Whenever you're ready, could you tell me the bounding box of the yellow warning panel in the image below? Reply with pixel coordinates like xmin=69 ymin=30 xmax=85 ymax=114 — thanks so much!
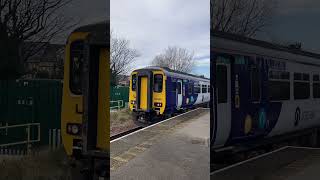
xmin=140 ymin=77 xmax=148 ymax=110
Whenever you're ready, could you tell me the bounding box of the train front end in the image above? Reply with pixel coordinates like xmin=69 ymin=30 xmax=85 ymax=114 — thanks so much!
xmin=129 ymin=68 xmax=166 ymax=125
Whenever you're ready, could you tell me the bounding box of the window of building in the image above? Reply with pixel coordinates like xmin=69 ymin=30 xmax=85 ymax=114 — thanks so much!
xmin=268 ymin=70 xmax=290 ymax=101
xmin=154 ymin=74 xmax=163 ymax=93
xmin=294 ymin=72 xmax=310 ymax=99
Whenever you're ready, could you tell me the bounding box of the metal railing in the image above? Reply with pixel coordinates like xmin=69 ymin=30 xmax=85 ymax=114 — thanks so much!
xmin=110 ymin=100 xmax=124 ymax=110
xmin=0 ymin=123 xmax=41 ymax=151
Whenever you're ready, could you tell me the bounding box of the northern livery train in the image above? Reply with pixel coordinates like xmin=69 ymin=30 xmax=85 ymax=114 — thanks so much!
xmin=129 ymin=66 xmax=210 ymax=125
xmin=211 ymin=31 xmax=320 ymax=155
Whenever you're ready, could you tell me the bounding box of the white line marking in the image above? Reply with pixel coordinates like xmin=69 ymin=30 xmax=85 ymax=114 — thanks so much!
xmin=111 ymin=108 xmax=205 ymax=143
xmin=286 ymin=146 xmax=320 ymax=150
xmin=211 ymin=146 xmax=290 ymax=175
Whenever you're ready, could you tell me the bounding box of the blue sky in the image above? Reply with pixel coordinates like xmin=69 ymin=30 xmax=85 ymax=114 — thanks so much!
xmin=111 ymin=0 xmax=210 ymax=78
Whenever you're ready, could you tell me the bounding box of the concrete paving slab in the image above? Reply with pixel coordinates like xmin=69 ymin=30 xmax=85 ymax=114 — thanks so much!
xmin=111 ymin=108 xmax=210 ymax=180
xmin=211 ymin=146 xmax=320 ymax=180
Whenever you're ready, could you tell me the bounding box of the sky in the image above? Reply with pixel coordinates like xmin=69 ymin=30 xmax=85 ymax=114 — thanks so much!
xmin=55 ymin=0 xmax=107 ymax=43
xmin=111 ymin=0 xmax=210 ymax=78
xmin=256 ymin=0 xmax=320 ymax=54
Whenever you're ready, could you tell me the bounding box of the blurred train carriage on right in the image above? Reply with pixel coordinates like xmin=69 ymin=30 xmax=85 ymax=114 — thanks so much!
xmin=211 ymin=31 xmax=320 ymax=161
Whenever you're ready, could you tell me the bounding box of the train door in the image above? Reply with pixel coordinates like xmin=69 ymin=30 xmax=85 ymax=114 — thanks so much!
xmin=139 ymin=76 xmax=148 ymax=110
xmin=214 ymin=57 xmax=232 ymax=147
xmin=176 ymin=80 xmax=182 ymax=109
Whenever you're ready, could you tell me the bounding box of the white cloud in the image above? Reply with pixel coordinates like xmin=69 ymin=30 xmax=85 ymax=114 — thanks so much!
xmin=111 ymin=0 xmax=209 ymax=71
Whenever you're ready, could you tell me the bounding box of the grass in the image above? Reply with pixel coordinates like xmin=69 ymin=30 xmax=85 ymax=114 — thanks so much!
xmin=110 ymin=108 xmax=134 ymax=126
xmin=110 ymin=108 xmax=137 ymax=136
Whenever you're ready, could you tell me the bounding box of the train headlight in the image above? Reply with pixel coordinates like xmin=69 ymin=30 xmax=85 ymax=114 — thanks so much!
xmin=154 ymin=102 xmax=162 ymax=107
xmin=67 ymin=123 xmax=81 ymax=135
xmin=131 ymin=100 xmax=136 ymax=105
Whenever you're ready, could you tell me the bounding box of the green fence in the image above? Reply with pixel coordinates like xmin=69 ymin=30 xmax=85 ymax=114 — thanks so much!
xmin=110 ymin=86 xmax=129 ymax=109
xmin=0 ymin=81 xmax=129 ymax=154
xmin=0 ymin=79 xmax=62 ymax=152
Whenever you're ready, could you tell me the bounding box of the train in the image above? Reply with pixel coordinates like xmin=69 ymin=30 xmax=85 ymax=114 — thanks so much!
xmin=211 ymin=30 xmax=320 ymax=156
xmin=61 ymin=22 xmax=109 ymax=158
xmin=129 ymin=66 xmax=210 ymax=125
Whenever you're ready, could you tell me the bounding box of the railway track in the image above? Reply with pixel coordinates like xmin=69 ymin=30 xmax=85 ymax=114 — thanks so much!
xmin=110 ymin=126 xmax=143 ymax=141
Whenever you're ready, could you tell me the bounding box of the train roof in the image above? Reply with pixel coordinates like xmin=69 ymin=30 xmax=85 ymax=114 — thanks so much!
xmin=211 ymin=30 xmax=320 ymax=66
xmin=69 ymin=21 xmax=109 ymax=47
xmin=133 ymin=66 xmax=210 ymax=82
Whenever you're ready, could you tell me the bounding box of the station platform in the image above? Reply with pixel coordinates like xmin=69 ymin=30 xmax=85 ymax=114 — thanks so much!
xmin=211 ymin=146 xmax=320 ymax=180
xmin=110 ymin=108 xmax=210 ymax=180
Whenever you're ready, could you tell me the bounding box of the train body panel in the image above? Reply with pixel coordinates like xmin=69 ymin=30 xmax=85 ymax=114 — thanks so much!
xmin=211 ymin=31 xmax=320 ymax=150
xmin=129 ymin=66 xmax=210 ymax=123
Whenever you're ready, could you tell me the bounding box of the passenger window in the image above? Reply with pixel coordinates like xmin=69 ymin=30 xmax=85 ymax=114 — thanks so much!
xmin=172 ymin=82 xmax=177 ymax=93
xmin=216 ymin=65 xmax=227 ymax=103
xmin=154 ymin=74 xmax=163 ymax=93
xmin=313 ymin=75 xmax=320 ymax=98
xmin=268 ymin=71 xmax=290 ymax=101
xmin=69 ymin=40 xmax=84 ymax=95
xmin=131 ymin=74 xmax=137 ymax=91
xmin=251 ymin=67 xmax=260 ymax=101
xmin=294 ymin=72 xmax=310 ymax=99
xmin=177 ymin=82 xmax=182 ymax=94
xmin=201 ymin=84 xmax=207 ymax=93
xmin=194 ymin=84 xmax=200 ymax=93
xmin=208 ymin=85 xmax=210 ymax=93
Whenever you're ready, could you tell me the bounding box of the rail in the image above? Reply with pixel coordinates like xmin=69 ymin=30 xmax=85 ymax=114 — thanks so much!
xmin=0 ymin=123 xmax=41 ymax=149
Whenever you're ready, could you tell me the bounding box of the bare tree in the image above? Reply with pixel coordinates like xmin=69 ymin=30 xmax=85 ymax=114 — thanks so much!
xmin=111 ymin=31 xmax=140 ymax=85
xmin=211 ymin=0 xmax=276 ymax=37
xmin=152 ymin=46 xmax=195 ymax=73
xmin=0 ymin=0 xmax=76 ymax=79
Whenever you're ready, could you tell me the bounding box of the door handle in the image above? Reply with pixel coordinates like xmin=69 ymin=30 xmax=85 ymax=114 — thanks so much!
xmin=75 ymin=104 xmax=83 ymax=114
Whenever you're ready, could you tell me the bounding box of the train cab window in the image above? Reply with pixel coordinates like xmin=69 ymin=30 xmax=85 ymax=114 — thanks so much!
xmin=177 ymin=82 xmax=182 ymax=94
xmin=194 ymin=84 xmax=200 ymax=94
xmin=268 ymin=71 xmax=290 ymax=101
xmin=251 ymin=67 xmax=260 ymax=101
xmin=69 ymin=41 xmax=84 ymax=95
xmin=154 ymin=74 xmax=163 ymax=93
xmin=202 ymin=84 xmax=207 ymax=93
xmin=131 ymin=74 xmax=137 ymax=91
xmin=217 ymin=65 xmax=227 ymax=103
xmin=313 ymin=74 xmax=320 ymax=98
xmin=294 ymin=72 xmax=310 ymax=99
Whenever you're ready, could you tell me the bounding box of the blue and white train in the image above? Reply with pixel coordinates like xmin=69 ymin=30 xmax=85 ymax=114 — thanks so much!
xmin=211 ymin=31 xmax=320 ymax=153
xmin=129 ymin=66 xmax=210 ymax=125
